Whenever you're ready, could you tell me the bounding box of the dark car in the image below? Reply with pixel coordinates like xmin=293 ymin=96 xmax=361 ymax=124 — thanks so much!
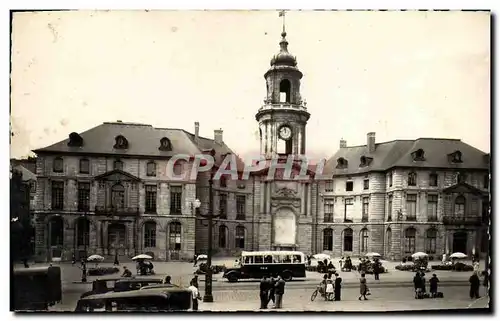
xmin=12 ymin=266 xmax=62 ymax=311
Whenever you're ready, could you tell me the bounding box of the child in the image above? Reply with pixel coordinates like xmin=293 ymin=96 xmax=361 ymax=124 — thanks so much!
xmin=325 ymin=279 xmax=334 ymax=301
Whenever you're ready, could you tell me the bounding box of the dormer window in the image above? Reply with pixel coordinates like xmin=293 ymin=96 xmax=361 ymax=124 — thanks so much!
xmin=336 ymin=157 xmax=348 ymax=169
xmin=448 ymin=150 xmax=463 ymax=163
xmin=412 ymin=149 xmax=425 ymax=161
xmin=114 ymin=159 xmax=124 ymax=171
xmin=359 ymin=156 xmax=373 ymax=167
xmin=67 ymin=132 xmax=84 ymax=147
xmin=159 ymin=137 xmax=172 ymax=151
xmin=114 ymin=135 xmax=128 ymax=149
xmin=147 ymin=161 xmax=156 ymax=177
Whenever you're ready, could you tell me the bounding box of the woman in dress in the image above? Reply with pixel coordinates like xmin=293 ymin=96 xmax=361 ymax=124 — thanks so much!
xmin=359 ymin=273 xmax=369 ymax=300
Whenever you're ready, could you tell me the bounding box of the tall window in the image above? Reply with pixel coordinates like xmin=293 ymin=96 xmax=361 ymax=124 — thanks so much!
xmin=362 ymin=197 xmax=369 ymax=222
xmin=386 ymin=228 xmax=392 ymax=253
xmin=404 ymin=228 xmax=416 ymax=253
xmin=49 ymin=217 xmax=64 ymax=246
xmin=114 ymin=160 xmax=123 ymax=171
xmin=454 ymin=195 xmax=466 ymax=218
xmin=363 ymin=179 xmax=369 ymax=190
xmin=389 ymin=172 xmax=393 ymax=187
xmin=427 ymin=195 xmax=438 ymax=221
xmin=388 ymin=195 xmax=393 ymax=221
xmin=344 ymin=198 xmax=353 ymax=221
xmin=145 ymin=185 xmax=157 ymax=213
xmin=324 ymin=199 xmax=334 ymax=223
xmin=147 ymin=161 xmax=156 ymax=177
xmin=236 ymin=195 xmax=246 ymax=220
xmin=325 ymin=181 xmax=333 ymax=192
xmin=235 ymin=226 xmax=245 ymax=249
xmin=173 ymin=160 xmax=184 ymax=176
xmin=79 ymin=158 xmax=90 ymax=174
xmin=77 ymin=182 xmax=90 ymax=211
xmin=360 ymin=228 xmax=369 ymax=253
xmin=53 ymin=157 xmax=63 ymax=173
xmin=345 ymin=181 xmax=354 ymax=191
xmin=425 ymin=229 xmax=437 ymax=254
xmin=168 ymin=222 xmax=182 ymax=251
xmin=51 ymin=181 xmax=64 ymax=210
xmin=323 ymin=228 xmax=333 ymax=251
xmin=219 ymin=194 xmax=227 ymax=219
xmin=144 ymin=222 xmax=157 ymax=248
xmin=408 ymin=172 xmax=417 ymax=186
xmin=111 ymin=184 xmax=125 ymax=209
xmin=218 ymin=225 xmax=228 ymax=248
xmin=429 ymin=173 xmax=438 ymax=187
xmin=343 ymin=228 xmax=353 ymax=252
xmin=406 ymin=194 xmax=417 ymax=221
xmin=457 ymin=172 xmax=467 ymax=183
xmin=76 ymin=218 xmax=89 ymax=247
xmin=170 ymin=186 xmax=182 ymax=214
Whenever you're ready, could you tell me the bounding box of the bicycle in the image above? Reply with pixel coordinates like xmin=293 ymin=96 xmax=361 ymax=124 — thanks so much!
xmin=310 ymin=286 xmax=334 ymax=301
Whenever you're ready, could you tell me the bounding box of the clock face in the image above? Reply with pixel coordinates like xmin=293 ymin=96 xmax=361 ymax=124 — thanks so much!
xmin=279 ymin=125 xmax=292 ymax=140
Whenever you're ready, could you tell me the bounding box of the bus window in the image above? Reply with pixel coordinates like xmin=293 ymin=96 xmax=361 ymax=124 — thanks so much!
xmin=283 ymin=256 xmax=291 ymax=263
xmin=254 ymin=256 xmax=263 ymax=264
xmin=293 ymin=255 xmax=301 ymax=263
xmin=264 ymin=255 xmax=273 ymax=263
xmin=244 ymin=256 xmax=253 ymax=264
xmin=273 ymin=255 xmax=282 ymax=263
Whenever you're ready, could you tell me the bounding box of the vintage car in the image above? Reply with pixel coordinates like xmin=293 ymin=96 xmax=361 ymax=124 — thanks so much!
xmin=12 ymin=266 xmax=62 ymax=311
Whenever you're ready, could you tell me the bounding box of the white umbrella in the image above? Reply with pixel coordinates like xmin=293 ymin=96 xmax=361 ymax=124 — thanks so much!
xmin=87 ymin=254 xmax=104 ymax=262
xmin=411 ymin=252 xmax=428 ymax=258
xmin=450 ymin=252 xmax=467 ymax=259
xmin=365 ymin=252 xmax=381 ymax=258
xmin=313 ymin=253 xmax=331 ymax=261
xmin=197 ymin=254 xmax=208 ymax=260
xmin=132 ymin=254 xmax=153 ymax=261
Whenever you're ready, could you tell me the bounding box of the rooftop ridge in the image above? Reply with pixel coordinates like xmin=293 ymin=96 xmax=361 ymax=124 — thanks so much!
xmin=103 ymin=121 xmax=152 ymax=127
xmin=344 ymin=137 xmax=462 ymax=149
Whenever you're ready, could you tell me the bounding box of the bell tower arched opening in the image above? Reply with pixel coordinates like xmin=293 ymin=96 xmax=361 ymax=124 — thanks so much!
xmin=279 ymin=79 xmax=291 ymax=103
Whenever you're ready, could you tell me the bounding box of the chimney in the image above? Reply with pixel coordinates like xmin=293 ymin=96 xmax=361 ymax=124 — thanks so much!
xmin=367 ymin=132 xmax=376 ymax=153
xmin=194 ymin=122 xmax=200 ymax=141
xmin=340 ymin=138 xmax=347 ymax=149
xmin=214 ymin=129 xmax=223 ymax=145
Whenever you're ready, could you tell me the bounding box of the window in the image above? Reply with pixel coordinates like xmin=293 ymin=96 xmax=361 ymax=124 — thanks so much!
xmin=145 ymin=185 xmax=157 ymax=213
xmin=452 ymin=151 xmax=463 ymax=163
xmin=457 ymin=172 xmax=467 ymax=183
xmin=386 ymin=228 xmax=392 ymax=253
xmin=484 ymin=174 xmax=490 ymax=189
xmin=170 ymin=186 xmax=182 ymax=214
xmin=219 ymin=194 xmax=227 ymax=219
xmin=336 ymin=158 xmax=348 ymax=169
xmin=389 ymin=172 xmax=393 ymax=187
xmin=408 ymin=172 xmax=417 ymax=186
xmin=323 ymin=228 xmax=333 ymax=251
xmin=425 ymin=229 xmax=437 ymax=254
xmin=325 ymin=181 xmax=333 ymax=192
xmin=404 ymin=228 xmax=416 ymax=253
xmin=51 ymin=181 xmax=64 ymax=210
xmin=220 ymin=176 xmax=227 ymax=188
xmin=77 ymin=182 xmax=90 ymax=211
xmin=53 ymin=157 xmax=63 ymax=173
xmin=454 ymin=195 xmax=466 ymax=218
xmin=236 ymin=195 xmax=246 ymax=220
xmin=173 ymin=160 xmax=184 ymax=176
xmin=344 ymin=198 xmax=353 ymax=222
xmin=218 ymin=225 xmax=228 ymax=248
xmin=346 ymin=181 xmax=353 ymax=191
xmin=429 ymin=173 xmax=438 ymax=187
xmin=362 ymin=197 xmax=369 ymax=222
xmin=235 ymin=226 xmax=245 ymax=249
xmin=427 ymin=195 xmax=438 ymax=221
xmin=360 ymin=229 xmax=369 ymax=253
xmin=114 ymin=160 xmax=123 ymax=171
xmin=406 ymin=194 xmax=417 ymax=221
xmin=114 ymin=135 xmax=128 ymax=149
xmin=76 ymin=218 xmax=89 ymax=247
xmin=49 ymin=217 xmax=64 ymax=247
xmin=412 ymin=149 xmax=425 ymax=161
xmin=388 ymin=195 xmax=393 ymax=221
xmin=159 ymin=137 xmax=172 ymax=151
xmin=79 ymin=159 xmax=90 ymax=174
xmin=147 ymin=161 xmax=156 ymax=177
xmin=144 ymin=222 xmax=157 ymax=248
xmin=168 ymin=222 xmax=182 ymax=251
xmin=343 ymin=228 xmax=353 ymax=252
xmin=324 ymin=199 xmax=334 ymax=223
xmin=363 ymin=179 xmax=369 ymax=190
xmin=279 ymin=79 xmax=291 ymax=103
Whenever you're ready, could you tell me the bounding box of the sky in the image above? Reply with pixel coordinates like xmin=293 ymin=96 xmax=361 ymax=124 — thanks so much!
xmin=10 ymin=10 xmax=491 ymax=162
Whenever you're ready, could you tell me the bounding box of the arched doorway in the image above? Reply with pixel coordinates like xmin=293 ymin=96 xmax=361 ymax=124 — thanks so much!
xmin=273 ymin=208 xmax=296 ymax=248
xmin=48 ymin=216 xmax=64 ymax=260
xmin=75 ymin=217 xmax=90 ymax=260
xmin=342 ymin=228 xmax=353 ymax=253
xmin=453 ymin=231 xmax=468 ymax=254
xmin=108 ymin=223 xmax=126 ymax=256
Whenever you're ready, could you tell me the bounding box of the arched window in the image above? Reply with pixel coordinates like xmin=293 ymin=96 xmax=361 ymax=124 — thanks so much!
xmin=146 ymin=161 xmax=156 ymax=177
xmin=111 ymin=183 xmax=125 ymax=209
xmin=336 ymin=157 xmax=348 ymax=169
xmin=144 ymin=221 xmax=157 ymax=248
xmin=159 ymin=137 xmax=172 ymax=151
xmin=408 ymin=171 xmax=417 ymax=186
xmin=343 ymin=228 xmax=353 ymax=252
xmin=425 ymin=228 xmax=437 ymax=254
xmin=76 ymin=217 xmax=90 ymax=247
xmin=404 ymin=227 xmax=416 ymax=254
xmin=360 ymin=228 xmax=369 ymax=253
xmin=169 ymin=222 xmax=182 ymax=251
xmin=49 ymin=216 xmax=64 ymax=247
xmin=53 ymin=157 xmax=63 ymax=173
xmin=279 ymin=79 xmax=291 ymax=103
xmin=454 ymin=195 xmax=466 ymax=218
xmin=218 ymin=225 xmax=228 ymax=248
xmin=114 ymin=159 xmax=123 ymax=171
xmin=114 ymin=135 xmax=128 ymax=149
xmin=386 ymin=228 xmax=392 ymax=254
xmin=323 ymin=228 xmax=333 ymax=251
xmin=79 ymin=158 xmax=90 ymax=174
xmin=235 ymin=226 xmax=245 ymax=249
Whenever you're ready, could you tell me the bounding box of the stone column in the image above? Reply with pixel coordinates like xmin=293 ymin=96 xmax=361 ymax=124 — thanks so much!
xmin=102 ymin=221 xmax=108 ymax=255
xmin=307 ymin=183 xmax=312 ymax=216
xmin=300 ymin=184 xmax=306 ymax=215
xmin=260 ymin=181 xmax=265 ymax=214
xmin=266 ymin=183 xmax=271 ymax=213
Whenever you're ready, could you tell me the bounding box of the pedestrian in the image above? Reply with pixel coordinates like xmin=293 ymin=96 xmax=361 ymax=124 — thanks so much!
xmin=469 ymin=272 xmax=481 ymax=299
xmin=193 ymin=255 xmax=198 ymax=267
xmin=191 ymin=275 xmax=199 ymax=289
xmin=268 ymin=276 xmax=276 ymax=306
xmin=22 ymin=258 xmax=29 ymax=268
xmin=122 ymin=266 xmax=132 ymax=277
xmin=114 ymin=253 xmax=119 ymax=266
xmin=429 ymin=274 xmax=439 ymax=298
xmin=325 ymin=279 xmax=334 ymax=301
xmin=259 ymin=276 xmax=270 ymax=309
xmin=373 ymin=259 xmax=380 ymax=281
xmin=274 ymin=275 xmax=286 ymax=309
xmin=473 ymin=260 xmax=480 ymax=273
xmin=334 ymin=273 xmax=342 ymax=301
xmin=71 ymin=254 xmax=76 ymax=265
xmin=307 ymin=256 xmax=311 ymax=267
xmin=188 ymin=280 xmax=202 ymax=311
xmin=420 ymin=272 xmax=426 ymax=294
xmin=339 ymin=257 xmax=344 ymax=271
xmin=358 ymin=273 xmax=369 ymax=300
xmin=162 ymin=275 xmax=172 ymax=284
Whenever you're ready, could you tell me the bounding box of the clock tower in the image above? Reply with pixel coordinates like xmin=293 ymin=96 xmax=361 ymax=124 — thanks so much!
xmin=256 ymin=19 xmax=310 ymax=158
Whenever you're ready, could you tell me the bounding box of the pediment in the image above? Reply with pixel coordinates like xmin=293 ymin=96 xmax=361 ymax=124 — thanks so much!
xmin=95 ymin=169 xmax=141 ymax=182
xmin=443 ymin=182 xmax=486 ymax=196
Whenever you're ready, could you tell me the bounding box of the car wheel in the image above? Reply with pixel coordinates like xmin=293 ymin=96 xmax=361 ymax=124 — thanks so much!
xmin=282 ymin=271 xmax=292 ymax=282
xmin=228 ymin=274 xmax=238 ymax=282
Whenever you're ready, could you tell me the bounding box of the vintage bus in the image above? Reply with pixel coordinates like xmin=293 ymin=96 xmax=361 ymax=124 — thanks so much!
xmin=223 ymin=251 xmax=307 ymax=282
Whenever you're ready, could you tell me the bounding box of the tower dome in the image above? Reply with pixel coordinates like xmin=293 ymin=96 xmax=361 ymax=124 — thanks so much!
xmin=270 ymin=31 xmax=297 ymax=67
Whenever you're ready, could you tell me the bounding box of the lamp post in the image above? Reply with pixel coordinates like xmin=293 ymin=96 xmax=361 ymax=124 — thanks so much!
xmin=81 ymin=195 xmax=90 ymax=283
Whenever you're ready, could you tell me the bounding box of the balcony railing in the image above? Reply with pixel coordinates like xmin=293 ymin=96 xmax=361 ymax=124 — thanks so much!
xmin=442 ymin=216 xmax=483 ymax=226
xmin=94 ymin=205 xmax=140 ymax=215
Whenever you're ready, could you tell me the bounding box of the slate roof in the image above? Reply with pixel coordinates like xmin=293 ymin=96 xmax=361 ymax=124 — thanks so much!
xmin=324 ymin=138 xmax=489 ymax=176
xmin=12 ymin=165 xmax=36 ymax=181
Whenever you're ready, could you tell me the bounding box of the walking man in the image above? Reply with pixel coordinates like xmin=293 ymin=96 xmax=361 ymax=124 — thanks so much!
xmin=334 ymin=273 xmax=342 ymax=301
xmin=259 ymin=276 xmax=270 ymax=309
xmin=188 ymin=280 xmax=201 ymax=311
xmin=268 ymin=276 xmax=276 ymax=306
xmin=429 ymin=274 xmax=439 ymax=298
xmin=274 ymin=275 xmax=286 ymax=309
xmin=469 ymin=271 xmax=481 ymax=299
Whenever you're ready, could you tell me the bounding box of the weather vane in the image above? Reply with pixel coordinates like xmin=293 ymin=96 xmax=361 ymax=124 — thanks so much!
xmin=278 ymin=10 xmax=287 ymax=33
